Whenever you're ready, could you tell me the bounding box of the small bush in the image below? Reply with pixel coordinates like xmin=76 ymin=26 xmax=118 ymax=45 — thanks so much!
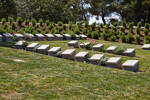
xmin=91 ymin=22 xmax=96 ymax=31
xmin=87 ymin=32 xmax=92 ymax=38
xmin=0 ymin=27 xmax=6 ymax=34
xmin=110 ymin=35 xmax=116 ymax=41
xmin=3 ymin=24 xmax=9 ymax=30
xmin=120 ymin=27 xmax=125 ymax=32
xmin=137 ymin=22 xmax=142 ymax=28
xmin=135 ymin=26 xmax=140 ymax=35
xmin=69 ymin=21 xmax=73 ymax=30
xmin=71 ymin=33 xmax=76 ymax=40
xmin=127 ymin=32 xmax=135 ymax=43
xmin=16 ymin=17 xmax=23 ymax=26
xmin=144 ymin=36 xmax=150 ymax=44
xmin=48 ymin=23 xmax=54 ymax=30
xmin=31 ymin=18 xmax=37 ymax=26
xmin=114 ymin=47 xmax=126 ymax=55
xmin=84 ymin=20 xmax=89 ymax=28
xmin=77 ymin=21 xmax=82 ymax=28
xmin=102 ymin=32 xmax=108 ymax=40
xmin=74 ymin=28 xmax=80 ymax=35
xmin=144 ymin=28 xmax=149 ymax=36
xmin=128 ymin=22 xmax=134 ymax=29
xmin=1 ymin=18 xmax=6 ymax=25
xmin=120 ymin=34 xmax=126 ymax=43
xmin=57 ymin=21 xmax=63 ymax=26
xmin=145 ymin=23 xmax=150 ymax=29
xmin=85 ymin=44 xmax=93 ymax=50
xmin=136 ymin=34 xmax=140 ymax=44
xmin=122 ymin=20 xmax=126 ymax=28
xmin=99 ymin=57 xmax=109 ymax=66
xmin=62 ymin=24 xmax=67 ymax=30
xmin=112 ymin=25 xmax=117 ymax=31
xmin=25 ymin=19 xmax=30 ymax=26
xmin=113 ymin=22 xmax=118 ymax=27
xmin=83 ymin=28 xmax=87 ymax=34
xmin=8 ymin=17 xmax=14 ymax=24
xmin=45 ymin=20 xmax=50 ymax=26
xmin=11 ymin=22 xmax=16 ymax=30
xmin=92 ymin=31 xmax=99 ymax=39
xmin=38 ymin=19 xmax=43 ymax=26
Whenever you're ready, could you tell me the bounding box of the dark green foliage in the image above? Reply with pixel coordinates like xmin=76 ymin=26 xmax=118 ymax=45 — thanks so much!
xmin=74 ymin=28 xmax=80 ymax=35
xmin=112 ymin=25 xmax=117 ymax=31
xmin=110 ymin=36 xmax=116 ymax=41
xmin=11 ymin=22 xmax=16 ymax=30
xmin=25 ymin=19 xmax=30 ymax=26
xmin=3 ymin=23 xmax=9 ymax=30
xmin=114 ymin=47 xmax=126 ymax=55
xmin=48 ymin=23 xmax=54 ymax=30
xmin=113 ymin=22 xmax=118 ymax=27
xmin=87 ymin=32 xmax=92 ymax=38
xmin=85 ymin=44 xmax=93 ymax=50
xmin=92 ymin=31 xmax=99 ymax=39
xmin=69 ymin=21 xmax=73 ymax=30
xmin=83 ymin=28 xmax=87 ymax=34
xmin=0 ymin=27 xmax=5 ymax=34
xmin=145 ymin=23 xmax=150 ymax=29
xmin=84 ymin=20 xmax=89 ymax=28
xmin=144 ymin=28 xmax=149 ymax=36
xmin=128 ymin=22 xmax=134 ymax=29
xmin=99 ymin=57 xmax=109 ymax=66
xmin=135 ymin=27 xmax=140 ymax=35
xmin=122 ymin=20 xmax=126 ymax=28
xmin=127 ymin=32 xmax=135 ymax=43
xmin=145 ymin=36 xmax=150 ymax=44
xmin=137 ymin=22 xmax=142 ymax=28
xmin=1 ymin=18 xmax=6 ymax=25
xmin=31 ymin=18 xmax=37 ymax=26
xmin=77 ymin=21 xmax=82 ymax=28
xmin=57 ymin=21 xmax=63 ymax=26
xmin=120 ymin=34 xmax=126 ymax=43
xmin=136 ymin=34 xmax=140 ymax=44
xmin=91 ymin=22 xmax=96 ymax=31
xmin=120 ymin=27 xmax=125 ymax=32
xmin=45 ymin=20 xmax=50 ymax=26
xmin=39 ymin=19 xmax=43 ymax=26
xmin=102 ymin=32 xmax=108 ymax=40
xmin=16 ymin=17 xmax=23 ymax=26
xmin=8 ymin=17 xmax=14 ymax=24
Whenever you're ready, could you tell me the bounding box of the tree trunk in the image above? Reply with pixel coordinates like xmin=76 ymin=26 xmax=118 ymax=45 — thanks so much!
xmin=102 ymin=14 xmax=106 ymax=25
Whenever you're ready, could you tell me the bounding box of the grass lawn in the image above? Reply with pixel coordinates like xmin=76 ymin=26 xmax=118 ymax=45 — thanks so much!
xmin=0 ymin=40 xmax=150 ymax=100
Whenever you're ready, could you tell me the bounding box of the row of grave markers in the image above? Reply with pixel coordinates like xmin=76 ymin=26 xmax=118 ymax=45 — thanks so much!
xmin=0 ymin=33 xmax=87 ymax=42
xmin=68 ymin=41 xmax=136 ymax=57
xmin=15 ymin=40 xmax=139 ymax=72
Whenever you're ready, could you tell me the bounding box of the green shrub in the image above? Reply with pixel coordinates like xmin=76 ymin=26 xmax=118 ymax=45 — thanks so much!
xmin=84 ymin=20 xmax=89 ymax=28
xmin=36 ymin=28 xmax=42 ymax=33
xmin=45 ymin=20 xmax=50 ymax=26
xmin=127 ymin=32 xmax=135 ymax=43
xmin=114 ymin=47 xmax=126 ymax=55
xmin=31 ymin=18 xmax=37 ymax=26
xmin=38 ymin=19 xmax=43 ymax=26
xmin=105 ymin=24 xmax=110 ymax=29
xmin=8 ymin=17 xmax=14 ymax=24
xmin=112 ymin=25 xmax=117 ymax=31
xmin=48 ymin=23 xmax=54 ymax=30
xmin=25 ymin=19 xmax=30 ymax=26
xmin=122 ymin=20 xmax=126 ymax=28
xmin=102 ymin=32 xmax=108 ymax=40
xmin=145 ymin=23 xmax=150 ymax=29
xmin=71 ymin=33 xmax=76 ymax=40
xmin=91 ymin=22 xmax=96 ymax=31
xmin=16 ymin=17 xmax=23 ymax=26
xmin=77 ymin=21 xmax=82 ymax=28
xmin=25 ymin=26 xmax=33 ymax=33
xmin=110 ymin=35 xmax=116 ymax=41
xmin=0 ymin=27 xmax=6 ymax=34
xmin=144 ymin=28 xmax=149 ymax=36
xmin=19 ymin=28 xmax=25 ymax=34
xmin=120 ymin=34 xmax=126 ymax=43
xmin=137 ymin=22 xmax=142 ymax=28
xmin=83 ymin=28 xmax=87 ymax=34
xmin=12 ymin=22 xmax=16 ymax=30
xmin=3 ymin=24 xmax=9 ymax=30
xmin=85 ymin=44 xmax=93 ymax=50
xmin=135 ymin=26 xmax=140 ymax=35
xmin=7 ymin=28 xmax=13 ymax=34
xmin=57 ymin=21 xmax=63 ymax=26
xmin=1 ymin=18 xmax=6 ymax=25
xmin=145 ymin=36 xmax=150 ymax=44
xmin=92 ymin=31 xmax=99 ymax=39
xmin=113 ymin=22 xmax=118 ymax=27
xmin=110 ymin=30 xmax=117 ymax=36
xmin=136 ymin=34 xmax=140 ymax=44
xmin=99 ymin=57 xmax=109 ymax=66
xmin=120 ymin=27 xmax=125 ymax=32
xmin=69 ymin=21 xmax=73 ymax=30
xmin=87 ymin=32 xmax=92 ymax=38
xmin=128 ymin=22 xmax=134 ymax=29
xmin=74 ymin=28 xmax=80 ymax=35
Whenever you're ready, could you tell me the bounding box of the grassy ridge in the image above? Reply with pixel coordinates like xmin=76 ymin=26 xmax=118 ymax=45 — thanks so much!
xmin=0 ymin=40 xmax=150 ymax=99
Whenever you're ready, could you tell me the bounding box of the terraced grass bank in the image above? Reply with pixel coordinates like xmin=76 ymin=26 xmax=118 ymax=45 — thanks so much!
xmin=0 ymin=40 xmax=150 ymax=99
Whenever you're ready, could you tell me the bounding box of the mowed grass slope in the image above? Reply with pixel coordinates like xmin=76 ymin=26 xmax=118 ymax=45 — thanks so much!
xmin=0 ymin=40 xmax=150 ymax=100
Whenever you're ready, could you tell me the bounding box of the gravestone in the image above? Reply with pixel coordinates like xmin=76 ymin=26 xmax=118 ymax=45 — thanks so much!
xmin=48 ymin=47 xmax=61 ymax=57
xmin=75 ymin=51 xmax=89 ymax=62
xmin=106 ymin=46 xmax=118 ymax=54
xmin=63 ymin=34 xmax=72 ymax=40
xmin=89 ymin=54 xmax=104 ymax=65
xmin=45 ymin=34 xmax=54 ymax=41
xmin=62 ymin=49 xmax=76 ymax=60
xmin=14 ymin=34 xmax=24 ymax=40
xmin=106 ymin=57 xmax=122 ymax=68
xmin=26 ymin=43 xmax=40 ymax=51
xmin=80 ymin=42 xmax=90 ymax=49
xmin=0 ymin=35 xmax=2 ymax=42
xmin=54 ymin=34 xmax=63 ymax=40
xmin=122 ymin=60 xmax=139 ymax=72
xmin=92 ymin=44 xmax=104 ymax=52
xmin=3 ymin=33 xmax=13 ymax=42
xmin=80 ymin=34 xmax=87 ymax=40
xmin=35 ymin=34 xmax=45 ymax=41
xmin=123 ymin=48 xmax=135 ymax=57
xmin=15 ymin=40 xmax=27 ymax=49
xmin=24 ymin=33 xmax=34 ymax=41
xmin=37 ymin=45 xmax=50 ymax=54
xmin=68 ymin=41 xmax=79 ymax=48
xmin=142 ymin=44 xmax=150 ymax=50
